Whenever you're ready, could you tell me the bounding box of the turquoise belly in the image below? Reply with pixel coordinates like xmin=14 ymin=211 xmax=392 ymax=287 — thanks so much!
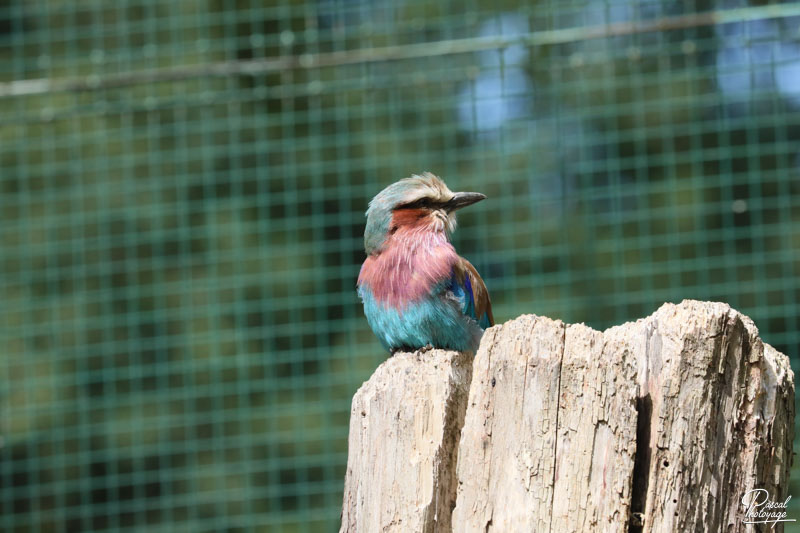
xmin=358 ymin=287 xmax=484 ymax=352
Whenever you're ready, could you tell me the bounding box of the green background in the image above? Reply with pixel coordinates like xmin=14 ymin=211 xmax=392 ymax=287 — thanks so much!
xmin=1 ymin=1 xmax=799 ymax=531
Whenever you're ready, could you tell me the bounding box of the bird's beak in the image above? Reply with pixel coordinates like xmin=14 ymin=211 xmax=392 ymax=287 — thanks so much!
xmin=445 ymin=192 xmax=487 ymax=212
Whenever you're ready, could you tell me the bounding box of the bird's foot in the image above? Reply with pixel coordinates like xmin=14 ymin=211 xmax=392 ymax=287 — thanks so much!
xmin=415 ymin=343 xmax=434 ymax=355
xmin=391 ymin=344 xmax=433 ymax=357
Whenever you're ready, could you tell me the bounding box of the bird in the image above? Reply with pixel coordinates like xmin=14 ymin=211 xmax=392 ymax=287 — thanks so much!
xmin=357 ymin=172 xmax=494 ymax=354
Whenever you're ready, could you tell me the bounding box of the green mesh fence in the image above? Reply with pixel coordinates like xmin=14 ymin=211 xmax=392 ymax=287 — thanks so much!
xmin=2 ymin=1 xmax=800 ymax=531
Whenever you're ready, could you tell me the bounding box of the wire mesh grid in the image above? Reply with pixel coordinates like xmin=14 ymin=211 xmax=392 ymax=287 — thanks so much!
xmin=1 ymin=1 xmax=799 ymax=532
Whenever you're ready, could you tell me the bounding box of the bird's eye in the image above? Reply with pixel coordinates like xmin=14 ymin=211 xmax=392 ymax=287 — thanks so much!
xmin=397 ymin=197 xmax=436 ymax=210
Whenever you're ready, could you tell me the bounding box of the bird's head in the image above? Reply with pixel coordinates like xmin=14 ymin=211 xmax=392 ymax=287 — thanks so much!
xmin=363 ymin=172 xmax=486 ymax=255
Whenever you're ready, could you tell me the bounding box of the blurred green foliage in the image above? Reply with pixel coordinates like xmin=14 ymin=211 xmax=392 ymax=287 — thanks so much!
xmin=1 ymin=1 xmax=799 ymax=532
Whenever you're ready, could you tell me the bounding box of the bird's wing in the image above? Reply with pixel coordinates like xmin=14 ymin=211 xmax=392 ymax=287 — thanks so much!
xmin=450 ymin=256 xmax=494 ymax=328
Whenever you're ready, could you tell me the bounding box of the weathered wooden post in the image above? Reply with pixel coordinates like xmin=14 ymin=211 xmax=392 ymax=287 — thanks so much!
xmin=340 ymin=301 xmax=794 ymax=533
xmin=339 ymin=350 xmax=472 ymax=532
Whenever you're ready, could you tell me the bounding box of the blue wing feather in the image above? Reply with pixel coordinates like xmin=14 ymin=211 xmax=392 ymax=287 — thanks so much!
xmin=447 ymin=266 xmax=492 ymax=328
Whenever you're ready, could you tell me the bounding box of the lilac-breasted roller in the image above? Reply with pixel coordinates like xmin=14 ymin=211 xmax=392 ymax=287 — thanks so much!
xmin=357 ymin=172 xmax=494 ymax=353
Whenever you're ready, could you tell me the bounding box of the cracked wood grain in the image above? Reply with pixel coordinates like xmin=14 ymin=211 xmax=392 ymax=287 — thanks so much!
xmin=339 ymin=349 xmax=472 ymax=533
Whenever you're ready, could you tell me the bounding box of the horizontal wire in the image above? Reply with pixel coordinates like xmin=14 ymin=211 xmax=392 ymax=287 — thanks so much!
xmin=1 ymin=3 xmax=800 ymax=98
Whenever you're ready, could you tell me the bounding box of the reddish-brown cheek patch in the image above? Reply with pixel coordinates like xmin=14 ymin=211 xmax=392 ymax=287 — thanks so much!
xmin=389 ymin=209 xmax=432 ymax=231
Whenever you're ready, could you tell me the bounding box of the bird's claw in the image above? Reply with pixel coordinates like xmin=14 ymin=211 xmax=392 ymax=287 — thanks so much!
xmin=391 ymin=344 xmax=433 ymax=357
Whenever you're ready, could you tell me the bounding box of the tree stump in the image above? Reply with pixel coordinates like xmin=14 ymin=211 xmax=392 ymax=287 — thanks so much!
xmin=340 ymin=301 xmax=795 ymax=533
